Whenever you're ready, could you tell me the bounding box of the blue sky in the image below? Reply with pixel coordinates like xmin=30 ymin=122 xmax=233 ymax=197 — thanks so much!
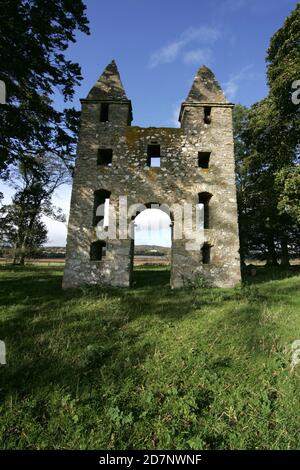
xmin=1 ymin=0 xmax=298 ymax=246
xmin=64 ymin=0 xmax=297 ymax=126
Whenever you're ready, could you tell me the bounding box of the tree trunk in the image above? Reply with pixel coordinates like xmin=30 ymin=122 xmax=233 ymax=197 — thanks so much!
xmin=12 ymin=243 xmax=20 ymax=265
xmin=19 ymin=238 xmax=28 ymax=266
xmin=265 ymin=233 xmax=279 ymax=266
xmin=17 ymin=209 xmax=38 ymax=266
xmin=280 ymin=235 xmax=290 ymax=266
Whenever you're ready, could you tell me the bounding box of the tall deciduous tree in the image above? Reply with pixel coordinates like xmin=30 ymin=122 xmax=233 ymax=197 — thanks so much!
xmin=0 ymin=0 xmax=89 ymax=176
xmin=232 ymin=104 xmax=251 ymax=264
xmin=0 ymin=200 xmax=48 ymax=263
xmin=233 ymin=4 xmax=300 ymax=265
xmin=267 ymin=3 xmax=300 ymax=122
xmin=0 ymin=154 xmax=69 ymax=264
xmin=266 ymin=2 xmax=300 ymax=225
xmin=276 ymin=165 xmax=300 ymax=224
xmin=233 ymin=100 xmax=300 ymax=265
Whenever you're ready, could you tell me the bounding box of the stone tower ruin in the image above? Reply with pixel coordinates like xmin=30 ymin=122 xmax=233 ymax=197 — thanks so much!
xmin=63 ymin=61 xmax=241 ymax=288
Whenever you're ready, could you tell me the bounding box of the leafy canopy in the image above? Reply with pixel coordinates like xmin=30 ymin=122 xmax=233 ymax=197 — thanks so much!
xmin=0 ymin=0 xmax=90 ymax=175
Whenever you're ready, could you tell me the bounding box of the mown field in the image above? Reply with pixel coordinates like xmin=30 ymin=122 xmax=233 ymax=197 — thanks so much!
xmin=0 ymin=264 xmax=300 ymax=450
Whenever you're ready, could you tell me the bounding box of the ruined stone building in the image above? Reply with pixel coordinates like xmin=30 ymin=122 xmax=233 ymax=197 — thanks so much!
xmin=63 ymin=61 xmax=241 ymax=288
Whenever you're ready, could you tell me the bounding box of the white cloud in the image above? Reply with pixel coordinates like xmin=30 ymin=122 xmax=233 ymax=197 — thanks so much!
xmin=220 ymin=0 xmax=247 ymax=12
xmin=223 ymin=81 xmax=238 ymax=100
xmin=183 ymin=48 xmax=212 ymax=65
xmin=43 ymin=216 xmax=68 ymax=247
xmin=43 ymin=184 xmax=71 ymax=246
xmin=149 ymin=40 xmax=184 ymax=68
xmin=149 ymin=26 xmax=221 ymax=68
xmin=223 ymin=64 xmax=253 ymax=100
xmin=181 ymin=26 xmax=221 ymax=44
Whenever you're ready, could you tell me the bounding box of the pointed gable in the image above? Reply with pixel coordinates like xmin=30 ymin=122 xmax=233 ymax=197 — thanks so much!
xmin=87 ymin=60 xmax=128 ymax=101
xmin=186 ymin=65 xmax=228 ymax=103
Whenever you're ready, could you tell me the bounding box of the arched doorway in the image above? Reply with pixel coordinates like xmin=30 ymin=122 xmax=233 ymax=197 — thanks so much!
xmin=131 ymin=206 xmax=172 ymax=287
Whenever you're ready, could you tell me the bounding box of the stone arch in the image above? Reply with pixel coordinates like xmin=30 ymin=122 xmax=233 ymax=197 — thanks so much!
xmin=130 ymin=202 xmax=174 ymax=286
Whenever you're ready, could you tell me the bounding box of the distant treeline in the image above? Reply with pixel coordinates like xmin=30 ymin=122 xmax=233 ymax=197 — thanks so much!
xmin=0 ymin=246 xmax=66 ymax=259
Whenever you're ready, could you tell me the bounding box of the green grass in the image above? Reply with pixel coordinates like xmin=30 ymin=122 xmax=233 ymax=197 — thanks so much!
xmin=0 ymin=264 xmax=300 ymax=449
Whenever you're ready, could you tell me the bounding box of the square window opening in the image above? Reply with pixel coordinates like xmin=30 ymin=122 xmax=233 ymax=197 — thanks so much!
xmin=90 ymin=241 xmax=107 ymax=261
xmin=147 ymin=144 xmax=161 ymax=166
xmin=97 ymin=148 xmax=113 ymax=166
xmin=198 ymin=152 xmax=211 ymax=169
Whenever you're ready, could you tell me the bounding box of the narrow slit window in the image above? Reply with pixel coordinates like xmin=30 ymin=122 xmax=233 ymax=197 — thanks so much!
xmin=90 ymin=240 xmax=106 ymax=261
xmin=201 ymin=243 xmax=211 ymax=264
xmin=93 ymin=189 xmax=111 ymax=226
xmin=100 ymin=103 xmax=109 ymax=122
xmin=204 ymin=106 xmax=212 ymax=124
xmin=147 ymin=144 xmax=161 ymax=167
xmin=198 ymin=152 xmax=211 ymax=169
xmin=97 ymin=148 xmax=113 ymax=166
xmin=198 ymin=192 xmax=212 ymax=229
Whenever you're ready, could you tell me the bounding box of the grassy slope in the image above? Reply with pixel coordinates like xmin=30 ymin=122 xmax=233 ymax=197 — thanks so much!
xmin=0 ymin=265 xmax=300 ymax=450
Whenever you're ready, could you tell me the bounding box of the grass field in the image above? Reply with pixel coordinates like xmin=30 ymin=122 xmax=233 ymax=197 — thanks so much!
xmin=0 ymin=264 xmax=300 ymax=450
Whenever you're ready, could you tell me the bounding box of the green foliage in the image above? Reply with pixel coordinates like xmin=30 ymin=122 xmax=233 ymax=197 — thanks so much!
xmin=267 ymin=3 xmax=300 ymax=120
xmin=233 ymin=98 xmax=300 ymax=264
xmin=1 ymin=265 xmax=300 ymax=449
xmin=232 ymin=104 xmax=251 ymax=262
xmin=0 ymin=154 xmax=68 ymax=263
xmin=276 ymin=165 xmax=300 ymax=224
xmin=266 ymin=3 xmax=300 ymax=225
xmin=0 ymin=200 xmax=47 ymax=254
xmin=182 ymin=272 xmax=209 ymax=289
xmin=242 ymin=96 xmax=298 ymax=264
xmin=0 ymin=0 xmax=90 ymax=176
xmin=193 ymin=274 xmax=209 ymax=289
xmin=233 ymin=5 xmax=300 ymax=263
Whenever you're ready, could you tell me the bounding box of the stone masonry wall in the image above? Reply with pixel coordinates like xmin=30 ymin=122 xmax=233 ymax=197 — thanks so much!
xmin=63 ymin=64 xmax=241 ymax=289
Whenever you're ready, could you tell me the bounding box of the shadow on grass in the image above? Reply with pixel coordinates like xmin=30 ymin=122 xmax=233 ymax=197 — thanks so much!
xmin=132 ymin=266 xmax=170 ymax=288
xmin=242 ymin=265 xmax=300 ymax=284
xmin=0 ymin=274 xmax=155 ymax=398
xmin=0 ymin=264 xmax=299 ymax=398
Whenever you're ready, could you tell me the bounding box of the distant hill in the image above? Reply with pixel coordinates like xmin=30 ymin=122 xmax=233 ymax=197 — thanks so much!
xmin=134 ymin=245 xmax=171 ymax=256
xmin=37 ymin=245 xmax=170 ymax=258
xmin=40 ymin=247 xmax=66 ymax=259
xmin=0 ymin=245 xmax=171 ymax=260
